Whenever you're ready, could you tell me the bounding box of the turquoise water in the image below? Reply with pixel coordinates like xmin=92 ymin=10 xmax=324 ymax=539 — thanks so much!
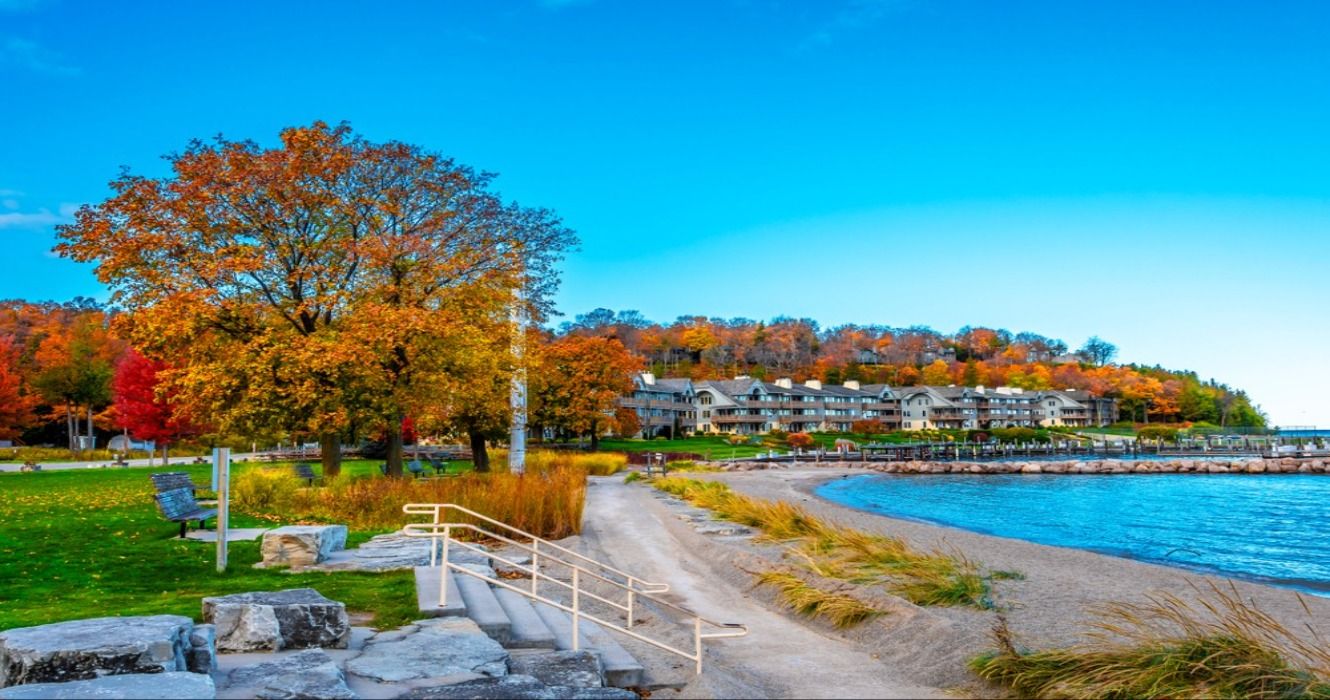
xmin=816 ymin=474 xmax=1330 ymax=594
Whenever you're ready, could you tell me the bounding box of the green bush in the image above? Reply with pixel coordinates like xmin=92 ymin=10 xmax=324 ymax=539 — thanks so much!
xmin=1138 ymin=426 xmax=1180 ymax=442
xmin=232 ymin=469 xmax=299 ymax=512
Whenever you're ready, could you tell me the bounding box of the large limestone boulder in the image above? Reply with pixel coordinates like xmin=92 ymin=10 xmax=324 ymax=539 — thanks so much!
xmin=509 ymin=650 xmax=603 ymax=688
xmin=345 ymin=618 xmax=508 ymax=683
xmin=187 ymin=624 xmax=216 ymax=674
xmin=398 ymin=675 xmax=637 ymax=699
xmin=0 ymin=672 xmax=214 ymax=699
xmin=0 ymin=615 xmax=193 ymax=688
xmin=217 ymin=649 xmax=354 ymax=700
xmin=256 ymin=525 xmax=347 ymax=569
xmin=202 ymin=589 xmax=350 ymax=652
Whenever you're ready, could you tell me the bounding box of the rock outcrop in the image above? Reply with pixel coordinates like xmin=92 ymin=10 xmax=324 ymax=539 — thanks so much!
xmin=0 ymin=615 xmax=195 ymax=688
xmin=218 ymin=648 xmax=355 ymax=700
xmin=256 ymin=525 xmax=347 ymax=569
xmin=0 ymin=672 xmax=214 ymax=699
xmin=203 ymin=588 xmax=350 ymax=652
xmin=397 ymin=674 xmax=638 ymax=699
xmin=345 ymin=617 xmax=508 ymax=683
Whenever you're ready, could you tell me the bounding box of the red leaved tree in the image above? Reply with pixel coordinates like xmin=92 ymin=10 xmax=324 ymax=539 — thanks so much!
xmin=0 ymin=337 xmax=37 ymax=440
xmin=112 ymin=349 xmax=201 ymax=462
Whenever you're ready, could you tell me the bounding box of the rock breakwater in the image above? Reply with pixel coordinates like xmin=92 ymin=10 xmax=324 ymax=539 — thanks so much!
xmin=711 ymin=457 xmax=1328 ymax=475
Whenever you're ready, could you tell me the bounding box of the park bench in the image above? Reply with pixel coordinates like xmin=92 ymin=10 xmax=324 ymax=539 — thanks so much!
xmin=427 ymin=456 xmax=458 ymax=477
xmin=150 ymin=471 xmax=204 ymax=496
xmin=154 ymin=487 xmax=217 ymax=539
xmin=407 ymin=460 xmax=427 ymax=478
xmin=292 ymin=463 xmax=318 ymax=486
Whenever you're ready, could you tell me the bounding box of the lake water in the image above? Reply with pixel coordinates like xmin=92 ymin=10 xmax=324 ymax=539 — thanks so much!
xmin=816 ymin=473 xmax=1330 ymax=595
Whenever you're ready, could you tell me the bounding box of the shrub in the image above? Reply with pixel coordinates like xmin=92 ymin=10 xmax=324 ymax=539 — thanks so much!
xmin=726 ymin=434 xmax=748 ymax=446
xmin=1138 ymin=426 xmax=1180 ymax=442
xmin=623 ymin=471 xmax=643 ymax=484
xmin=972 ymin=584 xmax=1330 ymax=699
xmin=787 ymin=432 xmax=815 ymax=449
xmin=850 ymin=419 xmax=889 ymax=435
xmin=232 ymin=468 xmax=299 ymax=512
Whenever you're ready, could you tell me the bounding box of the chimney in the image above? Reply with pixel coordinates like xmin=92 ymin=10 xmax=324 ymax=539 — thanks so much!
xmin=804 ymin=379 xmax=822 ymax=390
xmin=843 ymin=380 xmax=861 ymax=390
xmin=975 ymin=385 xmax=985 ymax=394
xmin=641 ymin=372 xmax=656 ymax=386
xmin=775 ymin=377 xmax=793 ymax=389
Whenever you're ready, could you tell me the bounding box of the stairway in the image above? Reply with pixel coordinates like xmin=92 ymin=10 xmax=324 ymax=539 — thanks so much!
xmin=414 ymin=565 xmax=646 ymax=688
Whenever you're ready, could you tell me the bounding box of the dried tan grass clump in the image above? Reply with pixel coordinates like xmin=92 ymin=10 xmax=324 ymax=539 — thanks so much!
xmin=754 ymin=570 xmax=884 ymax=629
xmin=971 ymin=582 xmax=1330 ymax=699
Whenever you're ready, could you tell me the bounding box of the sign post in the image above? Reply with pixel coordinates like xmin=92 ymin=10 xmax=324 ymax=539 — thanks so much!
xmin=214 ymin=447 xmax=230 ymax=572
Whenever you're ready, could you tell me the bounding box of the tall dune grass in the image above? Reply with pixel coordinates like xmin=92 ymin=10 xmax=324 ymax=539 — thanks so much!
xmin=652 ymin=476 xmax=993 ymax=609
xmin=972 ymin=583 xmax=1330 ymax=699
xmin=494 ymin=449 xmax=626 ymax=476
xmin=754 ymin=570 xmax=885 ymax=628
xmin=236 ymin=466 xmax=588 ymax=539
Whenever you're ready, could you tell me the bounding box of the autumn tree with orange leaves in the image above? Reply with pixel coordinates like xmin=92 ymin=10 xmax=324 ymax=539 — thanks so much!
xmin=57 ymin=121 xmax=575 ymax=476
xmin=532 ymin=336 xmax=641 ymax=449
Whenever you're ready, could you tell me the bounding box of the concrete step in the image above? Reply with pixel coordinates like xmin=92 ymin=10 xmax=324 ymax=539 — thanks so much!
xmin=454 ymin=570 xmax=512 ymax=645
xmin=577 ymin=616 xmax=646 ymax=689
xmin=492 ymin=587 xmax=558 ymax=649
xmin=531 ymin=602 xmax=645 ymax=689
xmin=413 ymin=566 xmax=465 ymax=618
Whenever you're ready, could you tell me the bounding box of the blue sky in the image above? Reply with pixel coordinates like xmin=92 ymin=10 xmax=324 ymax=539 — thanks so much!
xmin=2 ymin=0 xmax=1328 ymax=424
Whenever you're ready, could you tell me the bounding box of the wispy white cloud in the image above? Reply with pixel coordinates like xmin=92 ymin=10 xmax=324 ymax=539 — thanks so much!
xmin=1 ymin=36 xmax=80 ymax=76
xmin=802 ymin=0 xmax=909 ymax=49
xmin=0 ymin=202 xmax=78 ymax=230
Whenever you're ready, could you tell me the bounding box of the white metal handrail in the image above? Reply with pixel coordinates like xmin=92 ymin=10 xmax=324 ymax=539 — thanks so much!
xmin=401 ymin=519 xmax=747 ymax=673
xmin=404 ymin=502 xmax=670 ymax=595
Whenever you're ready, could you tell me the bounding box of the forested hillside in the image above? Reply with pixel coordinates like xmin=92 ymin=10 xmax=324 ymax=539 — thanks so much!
xmin=556 ymin=308 xmax=1266 ymax=427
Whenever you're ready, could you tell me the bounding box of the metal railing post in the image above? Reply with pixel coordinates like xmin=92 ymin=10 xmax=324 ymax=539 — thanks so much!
xmin=430 ymin=506 xmax=440 ymax=567
xmin=572 ymin=569 xmax=581 ymax=651
xmin=627 ymin=583 xmax=635 ymax=629
xmin=694 ymin=617 xmax=703 ymax=674
xmin=439 ymin=525 xmax=450 ymax=606
xmin=531 ymin=540 xmax=539 ymax=597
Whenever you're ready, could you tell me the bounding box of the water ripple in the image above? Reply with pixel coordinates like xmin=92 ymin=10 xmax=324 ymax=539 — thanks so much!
xmin=815 ymin=474 xmax=1330 ymax=595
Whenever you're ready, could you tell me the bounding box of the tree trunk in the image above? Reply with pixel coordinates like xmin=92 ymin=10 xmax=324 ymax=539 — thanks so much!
xmin=589 ymin=417 xmax=600 ymax=452
xmin=161 ymin=443 xmax=169 ymax=466
xmin=469 ymin=426 xmax=489 ymax=473
xmin=87 ymin=406 xmax=95 ymax=451
xmin=386 ymin=417 xmax=404 ymax=477
xmin=66 ymin=403 xmax=75 ymax=453
xmin=320 ymin=433 xmax=342 ymax=479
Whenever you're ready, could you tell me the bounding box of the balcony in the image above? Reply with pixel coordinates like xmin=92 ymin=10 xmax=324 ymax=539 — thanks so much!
xmin=711 ymin=414 xmax=770 ymax=424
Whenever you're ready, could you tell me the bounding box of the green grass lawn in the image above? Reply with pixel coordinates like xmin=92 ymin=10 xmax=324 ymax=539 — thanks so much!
xmin=594 ymin=435 xmax=782 ymax=459
xmin=0 ymin=460 xmax=468 ymax=632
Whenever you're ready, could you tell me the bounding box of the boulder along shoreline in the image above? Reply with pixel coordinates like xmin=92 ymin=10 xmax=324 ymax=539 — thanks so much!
xmin=702 ymin=456 xmax=1328 ymax=475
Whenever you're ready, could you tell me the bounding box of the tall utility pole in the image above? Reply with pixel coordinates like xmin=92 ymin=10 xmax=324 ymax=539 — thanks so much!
xmin=509 ymin=284 xmax=527 ymax=475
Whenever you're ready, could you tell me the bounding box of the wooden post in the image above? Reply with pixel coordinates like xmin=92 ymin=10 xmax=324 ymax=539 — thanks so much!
xmin=215 ymin=447 xmax=230 ymax=573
